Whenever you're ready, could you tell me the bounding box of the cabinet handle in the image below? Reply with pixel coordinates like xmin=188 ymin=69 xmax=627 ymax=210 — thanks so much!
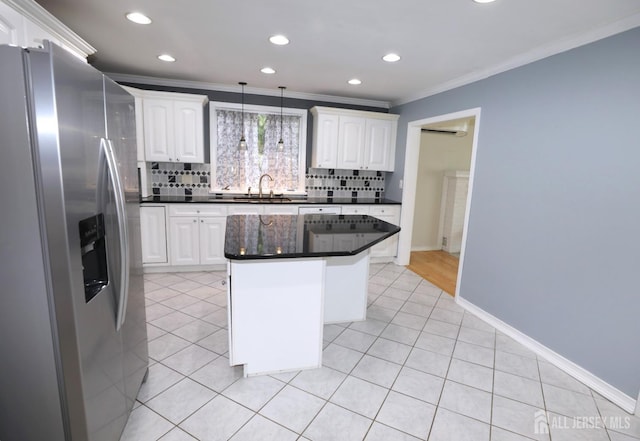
xmin=193 ymin=219 xmax=197 ymax=223
xmin=177 ymin=158 xmax=180 ymax=161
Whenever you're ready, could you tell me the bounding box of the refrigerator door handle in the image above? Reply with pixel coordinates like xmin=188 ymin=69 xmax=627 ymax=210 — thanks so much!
xmin=99 ymin=137 xmax=130 ymax=331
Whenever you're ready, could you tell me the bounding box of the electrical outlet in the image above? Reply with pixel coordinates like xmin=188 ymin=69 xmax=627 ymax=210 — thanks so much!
xmin=399 ymin=179 xmax=403 ymax=189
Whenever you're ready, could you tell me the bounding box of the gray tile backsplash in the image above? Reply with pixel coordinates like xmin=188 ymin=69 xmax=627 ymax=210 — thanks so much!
xmin=148 ymin=163 xmax=385 ymax=198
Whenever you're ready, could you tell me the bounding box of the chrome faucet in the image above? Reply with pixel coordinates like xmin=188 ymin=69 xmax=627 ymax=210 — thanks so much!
xmin=258 ymin=173 xmax=274 ymax=198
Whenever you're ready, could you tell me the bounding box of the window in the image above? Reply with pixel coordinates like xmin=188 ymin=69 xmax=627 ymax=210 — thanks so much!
xmin=209 ymin=102 xmax=307 ymax=194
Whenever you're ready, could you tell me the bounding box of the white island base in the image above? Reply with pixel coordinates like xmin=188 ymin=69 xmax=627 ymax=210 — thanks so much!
xmin=227 ymin=251 xmax=370 ymax=376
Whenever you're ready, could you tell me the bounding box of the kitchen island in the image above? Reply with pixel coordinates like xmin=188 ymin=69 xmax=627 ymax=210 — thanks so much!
xmin=224 ymin=214 xmax=400 ymax=376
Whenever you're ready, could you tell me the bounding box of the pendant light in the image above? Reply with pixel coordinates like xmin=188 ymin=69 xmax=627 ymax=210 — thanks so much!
xmin=277 ymin=86 xmax=286 ymax=151
xmin=238 ymin=82 xmax=247 ymax=151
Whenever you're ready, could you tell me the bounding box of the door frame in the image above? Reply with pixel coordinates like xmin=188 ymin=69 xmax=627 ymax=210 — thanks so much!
xmin=395 ymin=107 xmax=481 ymax=298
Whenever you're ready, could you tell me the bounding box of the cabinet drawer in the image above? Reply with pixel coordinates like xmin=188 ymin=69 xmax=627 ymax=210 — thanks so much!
xmin=298 ymin=206 xmax=341 ymax=215
xmin=369 ymin=205 xmax=400 ymax=218
xmin=263 ymin=205 xmax=300 ymax=215
xmin=169 ymin=204 xmax=227 ymax=217
xmin=227 ymin=205 xmax=264 ymax=215
xmin=340 ymin=206 xmax=370 ymax=215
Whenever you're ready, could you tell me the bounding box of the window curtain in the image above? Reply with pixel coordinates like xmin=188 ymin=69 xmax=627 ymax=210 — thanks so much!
xmin=215 ymin=109 xmax=301 ymax=191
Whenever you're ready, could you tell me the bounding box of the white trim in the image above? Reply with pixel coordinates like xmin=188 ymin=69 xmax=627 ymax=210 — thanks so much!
xmin=392 ymin=13 xmax=640 ymax=106
xmin=456 ymin=296 xmax=638 ymax=414
xmin=107 ymin=73 xmax=391 ymax=109
xmin=4 ymin=0 xmax=96 ymax=56
xmin=396 ymin=107 xmax=481 ymax=300
xmin=437 ymin=173 xmax=449 ymax=251
xmin=209 ymin=101 xmax=308 ymax=194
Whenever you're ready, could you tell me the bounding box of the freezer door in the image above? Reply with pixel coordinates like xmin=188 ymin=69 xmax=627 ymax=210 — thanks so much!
xmin=29 ymin=43 xmax=129 ymax=441
xmin=104 ymin=76 xmax=149 ymax=410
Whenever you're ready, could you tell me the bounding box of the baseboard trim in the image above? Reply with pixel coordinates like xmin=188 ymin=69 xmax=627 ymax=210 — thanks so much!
xmin=456 ymin=296 xmax=637 ymax=414
xmin=410 ymin=246 xmax=441 ymax=252
xmin=143 ymin=264 xmax=226 ymax=273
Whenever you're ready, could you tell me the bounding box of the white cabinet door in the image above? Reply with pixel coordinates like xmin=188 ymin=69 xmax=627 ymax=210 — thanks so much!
xmin=199 ymin=217 xmax=226 ymax=265
xmin=369 ymin=205 xmax=401 ymax=258
xmin=143 ymin=98 xmax=174 ymax=162
xmin=140 ymin=206 xmax=167 ymax=264
xmin=0 ymin=2 xmax=21 ymax=46
xmin=364 ymin=119 xmax=394 ymax=171
xmin=174 ymin=100 xmax=204 ymax=163
xmin=169 ymin=216 xmax=200 ymax=265
xmin=337 ymin=116 xmax=366 ymax=170
xmin=311 ymin=113 xmax=339 ymax=169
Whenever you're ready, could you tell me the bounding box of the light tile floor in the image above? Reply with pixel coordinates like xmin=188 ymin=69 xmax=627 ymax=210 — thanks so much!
xmin=120 ymin=263 xmax=640 ymax=441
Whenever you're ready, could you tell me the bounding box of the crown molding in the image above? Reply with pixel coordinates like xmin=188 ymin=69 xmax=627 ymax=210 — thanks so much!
xmin=4 ymin=0 xmax=96 ymax=56
xmin=392 ymin=13 xmax=640 ymax=107
xmin=106 ymin=73 xmax=391 ymax=109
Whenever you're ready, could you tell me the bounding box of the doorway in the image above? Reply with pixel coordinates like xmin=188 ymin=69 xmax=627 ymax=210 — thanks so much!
xmin=395 ymin=108 xmax=481 ymax=299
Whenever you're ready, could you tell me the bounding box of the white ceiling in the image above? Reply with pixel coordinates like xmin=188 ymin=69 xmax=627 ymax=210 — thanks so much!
xmin=34 ymin=0 xmax=640 ymax=106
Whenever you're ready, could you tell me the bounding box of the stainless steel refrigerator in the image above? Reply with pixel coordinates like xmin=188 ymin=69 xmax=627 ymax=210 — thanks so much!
xmin=0 ymin=42 xmax=148 ymax=441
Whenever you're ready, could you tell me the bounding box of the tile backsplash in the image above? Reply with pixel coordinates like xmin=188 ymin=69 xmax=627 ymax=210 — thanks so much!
xmin=305 ymin=168 xmax=385 ymax=199
xmin=149 ymin=162 xmax=211 ymax=196
xmin=147 ymin=163 xmax=385 ymax=198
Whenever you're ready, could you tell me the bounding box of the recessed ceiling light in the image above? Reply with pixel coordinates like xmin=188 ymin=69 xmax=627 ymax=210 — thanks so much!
xmin=269 ymin=35 xmax=289 ymax=45
xmin=382 ymin=53 xmax=401 ymax=63
xmin=473 ymin=0 xmax=496 ymax=3
xmin=125 ymin=12 xmax=152 ymax=25
xmin=348 ymin=79 xmax=362 ymax=85
xmin=157 ymin=54 xmax=175 ymax=62
xmin=261 ymin=67 xmax=276 ymax=74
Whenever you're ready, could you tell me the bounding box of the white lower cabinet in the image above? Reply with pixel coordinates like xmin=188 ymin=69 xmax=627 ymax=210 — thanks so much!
xmin=369 ymin=205 xmax=401 ymax=259
xmin=169 ymin=217 xmax=200 ymax=266
xmin=199 ymin=217 xmax=226 ymax=264
xmin=140 ymin=206 xmax=168 ymax=264
xmin=141 ymin=202 xmax=400 ymax=269
xmin=168 ymin=204 xmax=228 ymax=266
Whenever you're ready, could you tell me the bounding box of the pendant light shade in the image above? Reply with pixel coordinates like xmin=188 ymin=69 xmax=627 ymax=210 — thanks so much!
xmin=238 ymin=82 xmax=247 ymax=151
xmin=277 ymin=86 xmax=286 ymax=151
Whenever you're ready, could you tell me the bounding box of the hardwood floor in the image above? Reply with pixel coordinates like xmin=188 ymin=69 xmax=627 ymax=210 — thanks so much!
xmin=407 ymin=250 xmax=459 ymax=297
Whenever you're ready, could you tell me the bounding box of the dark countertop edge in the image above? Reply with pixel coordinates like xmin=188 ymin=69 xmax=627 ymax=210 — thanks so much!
xmin=224 ymin=227 xmax=400 ymax=261
xmin=140 ymin=196 xmax=401 ymax=205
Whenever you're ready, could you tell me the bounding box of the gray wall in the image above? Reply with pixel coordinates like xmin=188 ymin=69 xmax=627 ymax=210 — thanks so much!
xmin=390 ymin=27 xmax=640 ymax=398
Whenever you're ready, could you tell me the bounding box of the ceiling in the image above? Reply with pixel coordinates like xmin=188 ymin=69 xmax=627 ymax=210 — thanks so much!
xmin=35 ymin=0 xmax=640 ymax=106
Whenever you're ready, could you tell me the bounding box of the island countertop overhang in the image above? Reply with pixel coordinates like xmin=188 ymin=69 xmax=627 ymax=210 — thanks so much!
xmin=224 ymin=214 xmax=401 ymax=260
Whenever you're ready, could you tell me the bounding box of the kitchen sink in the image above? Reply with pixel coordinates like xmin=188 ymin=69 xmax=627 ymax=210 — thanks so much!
xmin=232 ymin=196 xmax=292 ymax=203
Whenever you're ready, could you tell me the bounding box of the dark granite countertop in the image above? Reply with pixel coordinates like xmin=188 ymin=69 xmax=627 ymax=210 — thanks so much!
xmin=140 ymin=195 xmax=401 ymax=205
xmin=224 ymin=214 xmax=401 ymax=260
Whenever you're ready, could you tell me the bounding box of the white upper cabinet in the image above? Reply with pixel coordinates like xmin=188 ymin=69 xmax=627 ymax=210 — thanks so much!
xmin=310 ymin=107 xmax=398 ymax=172
xmin=0 ymin=0 xmax=95 ymax=59
xmin=337 ymin=116 xmax=366 ymax=170
xmin=364 ymin=118 xmax=395 ymax=171
xmin=141 ymin=90 xmax=208 ymax=163
xmin=174 ymin=100 xmax=205 ymax=163
xmin=310 ymin=112 xmax=339 ymax=169
xmin=0 ymin=2 xmax=21 ymax=45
